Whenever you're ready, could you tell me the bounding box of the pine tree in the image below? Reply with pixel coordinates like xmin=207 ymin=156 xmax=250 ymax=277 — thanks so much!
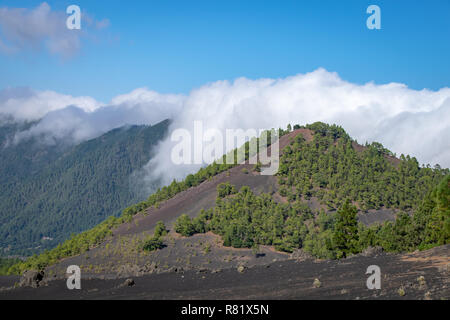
xmin=333 ymin=200 xmax=359 ymax=258
xmin=175 ymin=214 xmax=195 ymax=236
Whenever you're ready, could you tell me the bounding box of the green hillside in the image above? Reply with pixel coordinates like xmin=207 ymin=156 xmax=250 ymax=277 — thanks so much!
xmin=0 ymin=119 xmax=170 ymax=256
xmin=5 ymin=122 xmax=449 ymax=275
xmin=172 ymin=123 xmax=449 ymax=258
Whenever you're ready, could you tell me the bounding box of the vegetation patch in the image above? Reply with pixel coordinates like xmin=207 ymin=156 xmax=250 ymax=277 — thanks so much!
xmin=172 ymin=124 xmax=449 ymax=260
xmin=142 ymin=221 xmax=168 ymax=252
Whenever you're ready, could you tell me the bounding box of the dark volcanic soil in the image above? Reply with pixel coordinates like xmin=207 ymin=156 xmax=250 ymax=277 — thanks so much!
xmin=1 ymin=245 xmax=448 ymax=300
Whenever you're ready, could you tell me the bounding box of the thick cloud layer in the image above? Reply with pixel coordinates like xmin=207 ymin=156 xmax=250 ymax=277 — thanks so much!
xmin=0 ymin=87 xmax=102 ymax=121
xmin=0 ymin=87 xmax=184 ymax=145
xmin=0 ymin=2 xmax=109 ymax=57
xmin=143 ymin=69 xmax=450 ymax=185
xmin=1 ymin=69 xmax=449 ymax=187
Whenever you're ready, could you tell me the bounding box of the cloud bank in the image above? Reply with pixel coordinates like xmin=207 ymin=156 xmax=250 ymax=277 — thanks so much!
xmin=1 ymin=69 xmax=449 ymax=187
xmin=0 ymin=2 xmax=109 ymax=57
xmin=0 ymin=87 xmax=184 ymax=145
xmin=0 ymin=87 xmax=102 ymax=121
xmin=143 ymin=69 xmax=450 ymax=185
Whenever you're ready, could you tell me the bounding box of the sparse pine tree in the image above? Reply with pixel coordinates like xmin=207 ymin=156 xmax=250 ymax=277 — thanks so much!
xmin=333 ymin=200 xmax=359 ymax=258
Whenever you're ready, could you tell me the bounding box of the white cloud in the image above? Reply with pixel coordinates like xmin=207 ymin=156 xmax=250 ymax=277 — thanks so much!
xmin=144 ymin=69 xmax=450 ymax=185
xmin=0 ymin=87 xmax=102 ymax=121
xmin=1 ymin=69 xmax=449 ymax=186
xmin=0 ymin=2 xmax=109 ymax=57
xmin=0 ymin=87 xmax=184 ymax=145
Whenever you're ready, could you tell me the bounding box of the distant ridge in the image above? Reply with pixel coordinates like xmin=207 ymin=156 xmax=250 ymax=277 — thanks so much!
xmin=0 ymin=119 xmax=170 ymax=256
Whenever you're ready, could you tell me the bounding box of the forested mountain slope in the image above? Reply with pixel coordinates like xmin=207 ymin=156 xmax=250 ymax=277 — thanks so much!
xmin=0 ymin=119 xmax=170 ymax=256
xmin=171 ymin=123 xmax=449 ymax=258
xmin=6 ymin=123 xmax=448 ymax=276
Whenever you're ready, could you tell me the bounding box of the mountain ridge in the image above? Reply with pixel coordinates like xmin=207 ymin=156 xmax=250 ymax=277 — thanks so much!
xmin=4 ymin=122 xmax=448 ymax=277
xmin=0 ymin=119 xmax=170 ymax=256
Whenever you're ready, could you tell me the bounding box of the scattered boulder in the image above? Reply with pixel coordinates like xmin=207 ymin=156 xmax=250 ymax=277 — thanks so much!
xmin=148 ymin=262 xmax=158 ymax=273
xmin=360 ymin=246 xmax=384 ymax=257
xmin=168 ymin=266 xmax=180 ymax=273
xmin=124 ymin=278 xmax=135 ymax=287
xmin=19 ymin=270 xmax=44 ymax=288
xmin=290 ymin=249 xmax=313 ymax=261
xmin=117 ymin=264 xmax=155 ymax=277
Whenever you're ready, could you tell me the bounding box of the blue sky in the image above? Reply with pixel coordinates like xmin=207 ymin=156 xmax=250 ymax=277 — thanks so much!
xmin=1 ymin=0 xmax=449 ymax=102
